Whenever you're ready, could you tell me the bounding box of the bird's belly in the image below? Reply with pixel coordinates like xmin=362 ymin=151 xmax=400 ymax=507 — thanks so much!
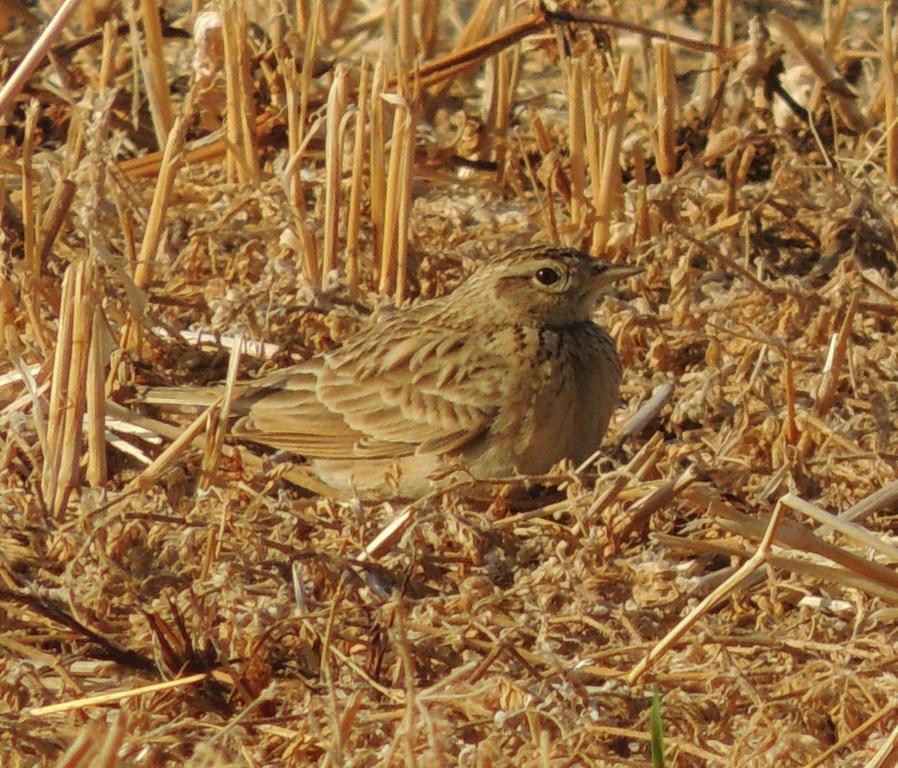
xmin=517 ymin=390 xmax=607 ymax=472
xmin=311 ymin=453 xmax=443 ymax=499
xmin=495 ymin=357 xmax=618 ymax=475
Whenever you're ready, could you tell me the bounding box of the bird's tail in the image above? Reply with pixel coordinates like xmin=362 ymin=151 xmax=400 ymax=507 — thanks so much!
xmin=142 ymin=385 xmax=225 ymax=408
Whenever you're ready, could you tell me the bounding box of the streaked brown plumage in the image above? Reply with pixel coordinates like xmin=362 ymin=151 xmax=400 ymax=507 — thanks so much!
xmin=146 ymin=245 xmax=640 ymax=499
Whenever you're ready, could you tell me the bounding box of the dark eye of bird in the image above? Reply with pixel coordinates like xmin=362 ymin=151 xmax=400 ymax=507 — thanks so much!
xmin=535 ymin=267 xmax=560 ymax=286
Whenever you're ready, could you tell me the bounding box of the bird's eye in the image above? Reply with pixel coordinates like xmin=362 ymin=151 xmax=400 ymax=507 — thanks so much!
xmin=535 ymin=267 xmax=560 ymax=286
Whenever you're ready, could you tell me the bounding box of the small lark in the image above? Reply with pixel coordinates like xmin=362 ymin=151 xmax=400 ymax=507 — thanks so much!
xmin=148 ymin=246 xmax=640 ymax=498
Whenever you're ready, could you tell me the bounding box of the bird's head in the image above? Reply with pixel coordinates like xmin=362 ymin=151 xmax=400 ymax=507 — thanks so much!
xmin=456 ymin=245 xmax=641 ymax=326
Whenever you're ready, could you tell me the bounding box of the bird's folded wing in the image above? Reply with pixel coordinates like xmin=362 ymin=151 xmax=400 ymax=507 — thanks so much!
xmin=235 ymin=328 xmax=501 ymax=460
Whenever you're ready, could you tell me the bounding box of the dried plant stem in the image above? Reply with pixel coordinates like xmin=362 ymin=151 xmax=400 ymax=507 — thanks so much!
xmin=418 ymin=0 xmax=439 ymax=60
xmin=530 ymin=107 xmax=571 ymax=203
xmin=85 ymin=308 xmax=107 ymax=488
xmin=124 ymin=398 xmax=223 ymax=495
xmin=394 ymin=107 xmax=415 ymax=307
xmin=593 ymin=54 xmax=633 ymax=252
xmin=804 ymin=701 xmax=898 ymax=768
xmin=546 ymin=7 xmax=726 ymax=55
xmin=22 ymin=102 xmax=40 ymax=283
xmin=42 ymin=260 xmax=97 ymax=515
xmin=771 ymin=10 xmax=869 ymax=133
xmin=424 ymin=0 xmax=495 ymax=108
xmin=815 ymin=292 xmax=858 ymax=416
xmin=30 ymin=673 xmax=210 ymax=716
xmin=379 ymin=99 xmax=413 ymax=298
xmin=835 ymin=479 xmax=898 ymax=528
xmin=394 ymin=599 xmax=418 ymax=767
xmin=884 ymin=4 xmax=898 ymax=186
xmin=783 ymin=350 xmax=799 ymax=444
xmin=35 ymin=178 xmax=76 ymax=269
xmin=630 ymin=141 xmax=651 ymax=243
xmin=295 ymin=0 xmax=311 ymax=34
xmin=121 ymin=110 xmax=189 ymax=354
xmin=780 ymin=493 xmax=898 ymax=564
xmin=201 ymin=336 xmax=243 ymax=490
xmin=297 ymin=0 xmax=320 ymax=153
xmin=707 ymin=0 xmax=729 ymax=131
xmin=571 ymin=432 xmax=665 ymax=537
xmin=397 ymin=0 xmax=414 ymax=70
xmin=823 ymin=0 xmax=852 ymax=57
xmin=582 ymin=69 xmax=604 ymax=249
xmin=515 ymin=127 xmax=554 ymax=241
xmin=139 ymin=0 xmax=173 ymax=147
xmin=284 ymin=62 xmax=320 ymax=286
xmin=327 ymin=0 xmax=355 ymax=41
xmin=629 ymin=500 xmax=786 ymax=683
xmin=42 ymin=269 xmax=75 ymax=511
xmin=98 ymin=18 xmax=117 ymax=90
xmin=346 ymin=61 xmax=370 ymax=300
xmin=369 ymin=61 xmax=387 ymax=275
xmin=654 ymin=41 xmax=677 ymax=180
xmin=0 ymin=0 xmax=82 ymax=115
xmin=567 ymin=57 xmax=586 ymax=231
xmin=222 ymin=0 xmax=259 ymax=186
xmin=485 ymin=0 xmax=519 ymax=184
xmin=322 ymin=65 xmax=349 ymax=282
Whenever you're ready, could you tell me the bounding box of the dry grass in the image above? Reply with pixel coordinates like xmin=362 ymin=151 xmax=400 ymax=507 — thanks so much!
xmin=2 ymin=1 xmax=898 ymax=766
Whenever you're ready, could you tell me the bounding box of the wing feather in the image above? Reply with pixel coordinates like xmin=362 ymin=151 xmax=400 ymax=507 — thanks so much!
xmin=233 ymin=321 xmax=501 ymax=461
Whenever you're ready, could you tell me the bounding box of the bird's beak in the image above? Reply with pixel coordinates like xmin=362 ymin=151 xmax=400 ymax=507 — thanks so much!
xmin=591 ymin=262 xmax=643 ymax=287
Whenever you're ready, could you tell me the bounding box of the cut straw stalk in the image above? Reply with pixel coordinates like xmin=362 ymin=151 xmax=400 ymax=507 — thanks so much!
xmin=567 ymin=432 xmax=666 ymax=537
xmin=582 ymin=64 xmax=604 ymax=250
xmin=530 ymin=107 xmax=571 ymax=204
xmin=630 ymin=141 xmax=651 ymax=242
xmin=369 ymin=60 xmax=387 ymax=273
xmin=42 ymin=260 xmax=97 ymax=515
xmin=200 ymin=335 xmax=243 ymax=489
xmin=707 ymin=0 xmax=730 ymax=131
xmin=780 ymin=493 xmax=898 ymax=564
xmin=394 ymin=109 xmax=415 ymax=307
xmin=22 ymin=102 xmax=39 ymax=281
xmin=114 ymin=7 xmax=724 ymax=182
xmin=378 ymin=97 xmax=414 ymax=301
xmin=0 ymin=0 xmax=82 ymax=115
xmin=122 ymin=110 xmax=190 ymax=351
xmin=485 ymin=0 xmax=519 ymax=184
xmin=98 ymin=18 xmax=117 ymax=90
xmin=686 ymin=484 xmax=898 ymax=604
xmin=283 ymin=61 xmax=320 ymax=286
xmin=139 ymin=0 xmax=173 ymax=148
xmin=884 ymin=4 xmax=898 ymax=186
xmin=323 ymin=65 xmax=349 ymax=281
xmin=346 ymin=61 xmax=370 ymax=299
xmin=629 ymin=500 xmax=786 ymax=683
xmin=815 ymin=291 xmax=858 ymax=416
xmin=30 ymin=673 xmax=210 ymax=716
xmin=515 ymin=123 xmax=555 ymax=241
xmin=770 ymin=10 xmax=869 ymax=133
xmin=654 ymin=40 xmax=677 ymax=180
xmin=397 ymin=0 xmax=414 ymax=71
xmin=123 ymin=397 xmax=223 ymax=495
xmin=593 ymin=54 xmax=633 ymax=252
xmin=35 ymin=177 xmax=76 ymax=269
xmin=567 ymin=57 xmax=586 ymax=231
xmin=85 ymin=308 xmax=106 ymax=488
xmin=804 ymin=701 xmax=898 ymax=768
xmin=221 ymin=0 xmax=259 ymax=185
xmin=297 ymin=0 xmax=321 ymax=154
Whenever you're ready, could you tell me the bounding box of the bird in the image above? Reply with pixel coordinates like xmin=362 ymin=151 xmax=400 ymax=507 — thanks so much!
xmin=145 ymin=245 xmax=641 ymax=499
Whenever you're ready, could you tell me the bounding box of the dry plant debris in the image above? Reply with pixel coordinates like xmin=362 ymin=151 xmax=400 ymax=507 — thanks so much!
xmin=2 ymin=1 xmax=898 ymax=766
